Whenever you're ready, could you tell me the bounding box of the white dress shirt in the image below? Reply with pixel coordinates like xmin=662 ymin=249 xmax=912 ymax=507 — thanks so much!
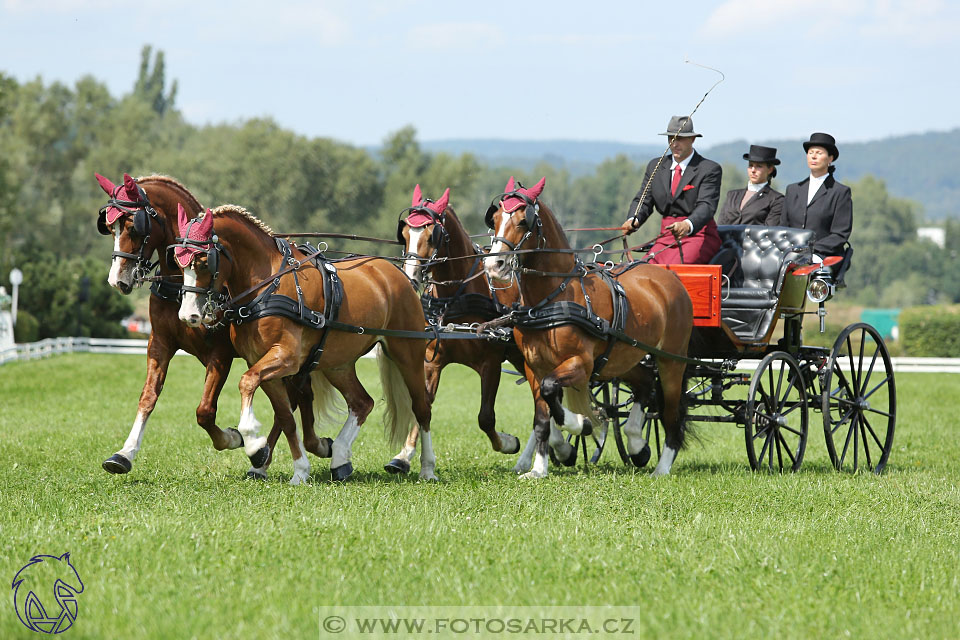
xmin=807 ymin=172 xmax=828 ymax=205
xmin=671 ymin=153 xmax=696 ymax=234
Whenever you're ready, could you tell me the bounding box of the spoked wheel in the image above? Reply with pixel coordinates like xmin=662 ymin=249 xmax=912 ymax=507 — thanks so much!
xmin=608 ymin=381 xmax=663 ymax=468
xmin=744 ymin=351 xmax=808 ymax=472
xmin=821 ymin=322 xmax=896 ymax=473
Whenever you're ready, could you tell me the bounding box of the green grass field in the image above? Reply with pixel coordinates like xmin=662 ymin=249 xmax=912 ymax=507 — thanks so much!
xmin=1 ymin=353 xmax=959 ymax=639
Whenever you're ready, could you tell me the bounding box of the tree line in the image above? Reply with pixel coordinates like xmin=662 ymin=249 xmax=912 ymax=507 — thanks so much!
xmin=2 ymin=47 xmax=957 ymax=339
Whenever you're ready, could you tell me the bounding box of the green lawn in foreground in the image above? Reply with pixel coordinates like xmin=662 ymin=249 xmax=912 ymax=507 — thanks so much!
xmin=1 ymin=354 xmax=958 ymax=639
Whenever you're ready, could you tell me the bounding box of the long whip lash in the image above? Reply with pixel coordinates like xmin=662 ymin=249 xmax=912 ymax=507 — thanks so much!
xmin=628 ymin=60 xmax=726 ymax=222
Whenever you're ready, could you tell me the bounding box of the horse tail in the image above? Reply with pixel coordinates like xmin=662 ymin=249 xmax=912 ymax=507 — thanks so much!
xmin=374 ymin=343 xmax=417 ymax=448
xmin=309 ymin=371 xmax=347 ymax=430
xmin=563 ymin=384 xmax=604 ymax=430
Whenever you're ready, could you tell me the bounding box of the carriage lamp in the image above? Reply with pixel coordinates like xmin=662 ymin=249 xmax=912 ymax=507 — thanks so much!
xmin=806 ymin=276 xmax=832 ymax=304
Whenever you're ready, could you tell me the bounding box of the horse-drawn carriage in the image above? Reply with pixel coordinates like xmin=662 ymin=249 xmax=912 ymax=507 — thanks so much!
xmin=591 ymin=225 xmax=895 ymax=474
xmin=95 ymin=172 xmax=895 ymax=482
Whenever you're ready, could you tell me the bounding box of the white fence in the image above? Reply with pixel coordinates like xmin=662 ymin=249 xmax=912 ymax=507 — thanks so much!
xmin=2 ymin=337 xmax=960 ymax=372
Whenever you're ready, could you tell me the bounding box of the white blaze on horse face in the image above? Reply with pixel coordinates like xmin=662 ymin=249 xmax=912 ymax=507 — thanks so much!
xmin=107 ymin=227 xmax=132 ymax=290
xmin=483 ymin=211 xmax=513 ymax=281
xmin=403 ymin=227 xmax=426 ymax=281
xmin=179 ymin=267 xmax=203 ymax=326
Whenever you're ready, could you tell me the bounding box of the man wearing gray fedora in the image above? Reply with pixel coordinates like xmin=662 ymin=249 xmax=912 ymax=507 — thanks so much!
xmin=621 ymin=115 xmax=722 ymax=264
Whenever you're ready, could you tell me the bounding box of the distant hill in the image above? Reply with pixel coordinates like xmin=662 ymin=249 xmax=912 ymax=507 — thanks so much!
xmin=421 ymin=129 xmax=960 ymax=220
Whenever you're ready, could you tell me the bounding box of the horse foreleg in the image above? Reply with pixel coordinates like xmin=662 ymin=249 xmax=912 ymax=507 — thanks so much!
xmin=521 ymin=401 xmax=553 ymax=480
xmin=382 ymin=337 xmax=435 ymax=481
xmin=237 ymin=348 xmax=299 ymax=470
xmin=103 ymin=336 xmax=176 ymax=474
xmin=652 ymin=359 xmax=687 ymax=476
xmin=476 ymin=358 xmax=520 ymax=454
xmin=196 ymin=353 xmax=243 ymax=451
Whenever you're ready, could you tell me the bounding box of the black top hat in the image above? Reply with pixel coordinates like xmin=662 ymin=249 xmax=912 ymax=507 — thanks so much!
xmin=742 ymin=144 xmax=780 ymax=165
xmin=802 ymin=132 xmax=839 ymax=160
xmin=660 ymin=115 xmax=701 ymax=138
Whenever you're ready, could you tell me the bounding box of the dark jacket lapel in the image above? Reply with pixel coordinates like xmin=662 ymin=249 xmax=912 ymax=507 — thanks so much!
xmin=672 ymin=152 xmax=700 ymax=201
xmin=809 ymin=175 xmax=834 ymax=207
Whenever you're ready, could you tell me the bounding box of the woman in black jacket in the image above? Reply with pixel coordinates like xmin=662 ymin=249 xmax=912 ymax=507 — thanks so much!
xmin=782 ymin=133 xmax=852 ymax=258
xmin=718 ymin=144 xmax=784 ymax=225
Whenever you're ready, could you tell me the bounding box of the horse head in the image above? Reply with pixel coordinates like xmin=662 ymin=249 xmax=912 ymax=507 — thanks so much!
xmin=95 ymin=173 xmax=169 ymax=294
xmin=173 ymin=205 xmax=227 ymax=327
xmin=482 ymin=176 xmax=546 ymax=283
xmin=397 ymin=185 xmax=451 ymax=283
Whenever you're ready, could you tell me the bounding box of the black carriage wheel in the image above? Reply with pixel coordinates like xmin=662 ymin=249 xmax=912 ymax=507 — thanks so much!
xmin=821 ymin=322 xmax=896 ymax=473
xmin=744 ymin=351 xmax=809 ymax=472
xmin=608 ymin=381 xmax=663 ymax=468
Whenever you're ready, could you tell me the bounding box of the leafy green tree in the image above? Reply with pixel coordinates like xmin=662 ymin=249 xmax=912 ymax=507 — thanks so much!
xmin=133 ymin=45 xmax=177 ymax=116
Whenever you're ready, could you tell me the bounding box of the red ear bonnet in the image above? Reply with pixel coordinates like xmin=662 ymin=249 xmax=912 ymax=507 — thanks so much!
xmin=405 ymin=186 xmax=451 ymax=228
xmin=501 ymin=176 xmax=546 ymax=213
xmin=174 ymin=206 xmax=214 ymax=268
xmin=95 ymin=173 xmax=116 ymax=196
xmin=98 ymin=173 xmax=142 ymax=226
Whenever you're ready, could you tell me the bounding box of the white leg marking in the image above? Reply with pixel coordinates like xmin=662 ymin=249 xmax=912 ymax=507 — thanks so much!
xmin=548 ymin=419 xmax=573 ymax=463
xmin=521 ymin=445 xmax=549 ymax=480
xmin=622 ymin=402 xmax=649 ymax=455
xmin=116 ymin=411 xmax=149 ymax=462
xmin=561 ymin=407 xmax=588 ymax=435
xmin=393 ymin=442 xmax=417 ymax=464
xmin=237 ymin=405 xmax=267 ymax=458
xmin=418 ymin=430 xmax=437 ymax=481
xmin=513 ymin=431 xmax=537 ymax=473
xmin=331 ymin=412 xmax=360 ymax=469
xmin=652 ymin=445 xmax=678 ymax=476
xmin=289 ymin=437 xmax=311 ymax=485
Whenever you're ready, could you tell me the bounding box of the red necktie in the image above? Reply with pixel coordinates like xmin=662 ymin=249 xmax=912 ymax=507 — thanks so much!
xmin=671 ymin=164 xmax=682 ymax=196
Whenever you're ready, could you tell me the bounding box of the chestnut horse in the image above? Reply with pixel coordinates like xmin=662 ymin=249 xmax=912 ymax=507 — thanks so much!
xmin=176 ymin=205 xmax=434 ymax=482
xmin=95 ymin=174 xmax=324 ymax=477
xmin=483 ymin=177 xmax=694 ymax=478
xmin=393 ymin=185 xmax=525 ymax=471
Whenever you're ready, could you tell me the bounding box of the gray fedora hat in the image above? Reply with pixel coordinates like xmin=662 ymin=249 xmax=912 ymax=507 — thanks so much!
xmin=660 ymin=115 xmax=702 ymax=138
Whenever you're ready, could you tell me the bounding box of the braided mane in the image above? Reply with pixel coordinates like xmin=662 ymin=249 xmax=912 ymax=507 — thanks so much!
xmin=136 ymin=174 xmax=203 ymax=211
xmin=209 ymin=204 xmax=275 ymax=236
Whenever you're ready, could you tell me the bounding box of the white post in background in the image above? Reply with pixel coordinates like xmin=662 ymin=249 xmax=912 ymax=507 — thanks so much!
xmin=9 ymin=268 xmax=22 ymax=327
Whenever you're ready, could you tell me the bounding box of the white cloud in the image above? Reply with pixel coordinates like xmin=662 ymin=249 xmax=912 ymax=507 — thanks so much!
xmin=405 ymin=22 xmax=505 ymax=50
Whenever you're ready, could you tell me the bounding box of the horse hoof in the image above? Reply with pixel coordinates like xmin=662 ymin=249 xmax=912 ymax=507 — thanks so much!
xmin=384 ymin=458 xmax=411 ymax=474
xmin=331 ymin=462 xmax=354 ymax=482
xmin=629 ymin=444 xmax=651 ymax=468
xmin=317 ymin=437 xmax=334 ymax=458
xmin=558 ymin=447 xmax=577 ymax=467
xmin=227 ymin=427 xmax=244 ymax=448
xmin=248 ymin=445 xmax=270 ymax=469
xmin=498 ymin=433 xmax=521 ymax=455
xmin=245 ymin=469 xmax=267 ymax=481
xmin=102 ymin=454 xmax=132 ymax=474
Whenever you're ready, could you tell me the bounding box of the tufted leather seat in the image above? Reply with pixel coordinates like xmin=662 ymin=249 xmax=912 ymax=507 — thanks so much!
xmin=712 ymin=225 xmax=814 ymax=341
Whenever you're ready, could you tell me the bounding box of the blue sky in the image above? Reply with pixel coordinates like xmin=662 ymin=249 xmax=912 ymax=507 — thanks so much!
xmin=2 ymin=0 xmax=957 ymax=147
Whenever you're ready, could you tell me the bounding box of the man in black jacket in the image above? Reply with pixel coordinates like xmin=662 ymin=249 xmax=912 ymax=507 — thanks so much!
xmin=621 ymin=115 xmax=722 ymax=264
xmin=782 ymin=132 xmax=852 ymax=258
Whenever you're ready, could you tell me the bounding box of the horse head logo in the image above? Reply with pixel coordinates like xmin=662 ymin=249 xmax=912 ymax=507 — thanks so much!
xmin=12 ymin=552 xmax=84 ymax=634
